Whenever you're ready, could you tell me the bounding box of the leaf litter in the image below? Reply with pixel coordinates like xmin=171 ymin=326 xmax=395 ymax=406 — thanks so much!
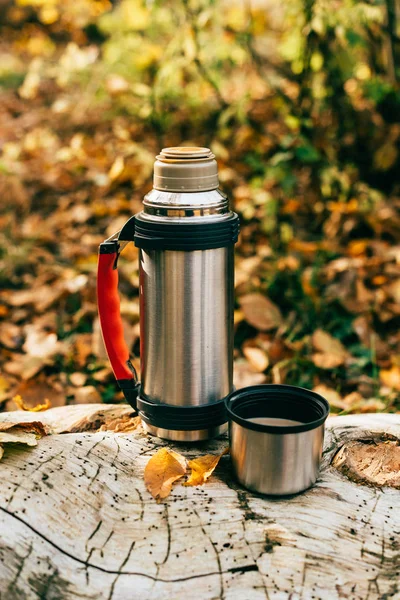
xmin=144 ymin=447 xmax=229 ymax=501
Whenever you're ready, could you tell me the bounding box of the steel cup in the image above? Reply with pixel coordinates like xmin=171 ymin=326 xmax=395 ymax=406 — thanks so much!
xmin=225 ymin=384 xmax=329 ymax=495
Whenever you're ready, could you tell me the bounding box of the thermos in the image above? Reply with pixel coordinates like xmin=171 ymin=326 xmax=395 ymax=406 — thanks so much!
xmin=97 ymin=147 xmax=239 ymax=441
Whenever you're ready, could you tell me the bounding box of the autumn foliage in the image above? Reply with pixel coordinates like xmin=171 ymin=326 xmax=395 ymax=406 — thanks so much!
xmin=0 ymin=0 xmax=399 ymax=412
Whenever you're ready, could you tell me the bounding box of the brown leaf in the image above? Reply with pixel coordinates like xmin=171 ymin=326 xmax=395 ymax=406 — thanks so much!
xmin=74 ymin=333 xmax=93 ymax=367
xmin=239 ymin=293 xmax=283 ymax=331
xmin=184 ymin=448 xmax=229 ymax=486
xmin=99 ymin=415 xmax=141 ymax=433
xmin=13 ymin=394 xmax=51 ymax=412
xmin=144 ymin=448 xmax=187 ymax=501
xmin=312 ymin=329 xmax=348 ymax=369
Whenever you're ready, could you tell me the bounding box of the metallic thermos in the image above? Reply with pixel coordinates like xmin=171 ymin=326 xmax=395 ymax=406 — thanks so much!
xmin=98 ymin=147 xmax=239 ymax=441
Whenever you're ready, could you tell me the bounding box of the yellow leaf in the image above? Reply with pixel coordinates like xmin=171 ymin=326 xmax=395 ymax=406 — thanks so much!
xmin=239 ymin=293 xmax=283 ymax=331
xmin=380 ymin=365 xmax=400 ymax=391
xmin=184 ymin=448 xmax=229 ymax=487
xmin=13 ymin=394 xmax=51 ymax=412
xmin=144 ymin=448 xmax=187 ymax=501
xmin=374 ymin=143 xmax=398 ymax=171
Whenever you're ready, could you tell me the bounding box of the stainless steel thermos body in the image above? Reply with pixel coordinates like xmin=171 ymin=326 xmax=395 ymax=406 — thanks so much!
xmin=140 ymin=244 xmax=234 ymax=408
xmin=97 ymin=147 xmax=239 ymax=441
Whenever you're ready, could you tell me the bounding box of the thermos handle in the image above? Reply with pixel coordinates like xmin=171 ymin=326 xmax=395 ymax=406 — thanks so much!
xmin=97 ymin=231 xmax=140 ymax=408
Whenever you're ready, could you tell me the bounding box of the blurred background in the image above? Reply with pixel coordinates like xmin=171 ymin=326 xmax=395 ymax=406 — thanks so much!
xmin=0 ymin=0 xmax=399 ymax=413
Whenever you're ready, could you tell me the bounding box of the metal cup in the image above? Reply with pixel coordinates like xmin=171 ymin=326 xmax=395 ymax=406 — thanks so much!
xmin=225 ymin=384 xmax=329 ymax=496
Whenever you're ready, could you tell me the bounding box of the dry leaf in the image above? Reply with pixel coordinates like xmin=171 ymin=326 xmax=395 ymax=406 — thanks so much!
xmin=184 ymin=448 xmax=229 ymax=486
xmin=69 ymin=372 xmax=87 ymax=387
xmin=72 ymin=385 xmax=102 ymax=404
xmin=243 ymin=346 xmax=269 ymax=372
xmin=99 ymin=415 xmax=141 ymax=433
xmin=380 ymin=365 xmax=400 ymax=391
xmin=312 ymin=329 xmax=347 ymax=357
xmin=312 ymin=353 xmax=345 ymax=369
xmin=239 ymin=293 xmax=283 ymax=331
xmin=144 ymin=448 xmax=187 ymax=501
xmin=13 ymin=394 xmax=51 ymax=412
xmin=312 ymin=384 xmax=345 ymax=409
xmin=23 ymin=326 xmax=59 ymax=358
xmin=234 ymin=360 xmax=266 ymax=388
xmin=312 ymin=329 xmax=348 ymax=369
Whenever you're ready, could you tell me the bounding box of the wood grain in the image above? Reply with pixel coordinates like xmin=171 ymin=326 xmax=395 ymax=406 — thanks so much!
xmin=0 ymin=406 xmax=399 ymax=600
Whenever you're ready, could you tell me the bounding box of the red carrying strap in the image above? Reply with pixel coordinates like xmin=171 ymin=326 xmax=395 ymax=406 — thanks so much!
xmin=97 ymin=241 xmax=139 ymax=406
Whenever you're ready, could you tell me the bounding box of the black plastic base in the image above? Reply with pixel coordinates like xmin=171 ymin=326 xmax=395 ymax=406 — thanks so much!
xmin=136 ymin=394 xmax=228 ymax=431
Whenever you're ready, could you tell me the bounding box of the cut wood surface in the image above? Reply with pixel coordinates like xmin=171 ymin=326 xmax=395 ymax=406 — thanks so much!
xmin=0 ymin=404 xmax=400 ymax=600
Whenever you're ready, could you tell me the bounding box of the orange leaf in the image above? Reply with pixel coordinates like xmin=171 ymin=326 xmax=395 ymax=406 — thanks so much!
xmin=184 ymin=448 xmax=229 ymax=487
xmin=144 ymin=448 xmax=187 ymax=501
xmin=380 ymin=365 xmax=400 ymax=391
xmin=13 ymin=394 xmax=52 ymax=412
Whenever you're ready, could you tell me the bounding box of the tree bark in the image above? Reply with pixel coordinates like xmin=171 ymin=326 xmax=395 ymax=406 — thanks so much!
xmin=0 ymin=405 xmax=399 ymax=600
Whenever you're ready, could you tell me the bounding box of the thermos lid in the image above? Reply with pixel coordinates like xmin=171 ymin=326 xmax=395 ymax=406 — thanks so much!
xmin=153 ymin=147 xmax=219 ymax=192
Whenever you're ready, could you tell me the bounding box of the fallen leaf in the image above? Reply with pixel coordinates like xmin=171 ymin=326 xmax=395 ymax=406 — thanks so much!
xmin=99 ymin=415 xmax=141 ymax=433
xmin=74 ymin=333 xmax=93 ymax=367
xmin=69 ymin=372 xmax=87 ymax=387
xmin=312 ymin=353 xmax=345 ymax=369
xmin=312 ymin=329 xmax=347 ymax=357
xmin=312 ymin=384 xmax=345 ymax=409
xmin=234 ymin=360 xmax=266 ymax=388
xmin=23 ymin=326 xmax=59 ymax=358
xmin=13 ymin=394 xmax=51 ymax=412
xmin=380 ymin=365 xmax=400 ymax=391
xmin=239 ymin=293 xmax=283 ymax=331
xmin=184 ymin=448 xmax=229 ymax=486
xmin=243 ymin=346 xmax=269 ymax=372
xmin=10 ymin=378 xmax=65 ymax=411
xmin=0 ymin=375 xmax=11 ymax=403
xmin=72 ymin=385 xmax=102 ymax=404
xmin=144 ymin=448 xmax=187 ymax=501
xmin=312 ymin=329 xmax=348 ymax=369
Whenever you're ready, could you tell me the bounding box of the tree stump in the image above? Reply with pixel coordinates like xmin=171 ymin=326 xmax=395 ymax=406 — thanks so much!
xmin=0 ymin=404 xmax=399 ymax=600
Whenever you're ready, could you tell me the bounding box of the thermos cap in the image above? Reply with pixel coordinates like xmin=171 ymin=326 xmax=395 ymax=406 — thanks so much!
xmin=153 ymin=147 xmax=219 ymax=192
